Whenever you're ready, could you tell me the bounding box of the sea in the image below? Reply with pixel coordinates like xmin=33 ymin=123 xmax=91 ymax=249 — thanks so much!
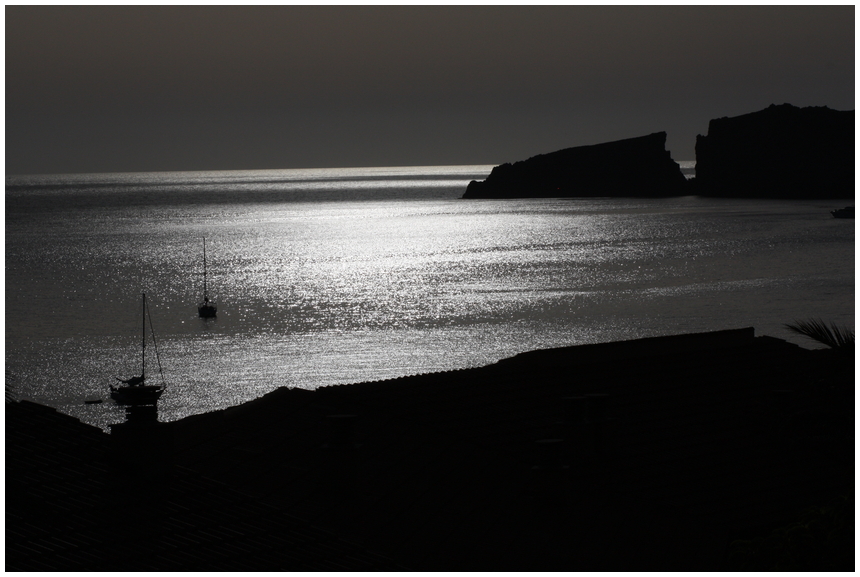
xmin=5 ymin=162 xmax=855 ymax=431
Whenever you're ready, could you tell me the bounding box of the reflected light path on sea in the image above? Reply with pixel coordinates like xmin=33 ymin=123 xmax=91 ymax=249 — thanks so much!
xmin=5 ymin=169 xmax=853 ymax=430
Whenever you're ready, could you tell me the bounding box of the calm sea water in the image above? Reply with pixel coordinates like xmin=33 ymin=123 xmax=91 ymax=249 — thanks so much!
xmin=6 ymin=164 xmax=854 ymax=431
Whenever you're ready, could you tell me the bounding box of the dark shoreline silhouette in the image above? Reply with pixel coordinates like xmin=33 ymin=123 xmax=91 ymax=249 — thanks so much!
xmin=7 ymin=328 xmax=853 ymax=571
xmin=464 ymin=104 xmax=855 ymax=200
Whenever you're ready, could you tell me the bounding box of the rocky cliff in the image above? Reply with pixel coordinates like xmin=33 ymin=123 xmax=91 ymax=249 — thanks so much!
xmin=463 ymin=104 xmax=854 ymax=201
xmin=463 ymin=132 xmax=687 ymax=199
xmin=692 ymin=104 xmax=854 ymax=199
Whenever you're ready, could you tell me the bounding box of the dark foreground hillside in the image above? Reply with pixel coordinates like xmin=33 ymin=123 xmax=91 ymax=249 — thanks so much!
xmin=7 ymin=328 xmax=854 ymax=571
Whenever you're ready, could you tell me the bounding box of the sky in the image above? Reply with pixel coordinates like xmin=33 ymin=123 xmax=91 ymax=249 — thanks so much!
xmin=6 ymin=5 xmax=855 ymax=175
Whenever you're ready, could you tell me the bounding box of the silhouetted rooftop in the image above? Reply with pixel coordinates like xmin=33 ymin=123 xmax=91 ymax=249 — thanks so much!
xmin=7 ymin=328 xmax=853 ymax=570
xmin=6 ymin=401 xmax=405 ymax=571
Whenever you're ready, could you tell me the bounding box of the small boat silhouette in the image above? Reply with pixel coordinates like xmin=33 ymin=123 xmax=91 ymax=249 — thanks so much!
xmin=198 ymin=237 xmax=217 ymax=318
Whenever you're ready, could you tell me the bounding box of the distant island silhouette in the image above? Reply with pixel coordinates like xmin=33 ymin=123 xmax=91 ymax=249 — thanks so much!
xmin=463 ymin=104 xmax=854 ymax=200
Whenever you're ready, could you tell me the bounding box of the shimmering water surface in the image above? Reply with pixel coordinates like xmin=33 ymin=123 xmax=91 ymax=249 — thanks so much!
xmin=6 ymin=165 xmax=854 ymax=430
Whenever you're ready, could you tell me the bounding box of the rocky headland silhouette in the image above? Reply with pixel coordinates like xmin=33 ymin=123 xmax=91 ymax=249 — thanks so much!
xmin=692 ymin=104 xmax=854 ymax=199
xmin=463 ymin=104 xmax=854 ymax=200
xmin=463 ymin=132 xmax=687 ymax=199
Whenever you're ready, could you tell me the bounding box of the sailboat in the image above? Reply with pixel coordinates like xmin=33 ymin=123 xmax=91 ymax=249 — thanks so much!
xmin=110 ymin=293 xmax=166 ymax=405
xmin=198 ymin=237 xmax=217 ymax=318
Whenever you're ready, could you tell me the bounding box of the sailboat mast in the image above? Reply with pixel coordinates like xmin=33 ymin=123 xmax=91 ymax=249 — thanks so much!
xmin=141 ymin=292 xmax=146 ymax=381
xmin=203 ymin=238 xmax=208 ymax=300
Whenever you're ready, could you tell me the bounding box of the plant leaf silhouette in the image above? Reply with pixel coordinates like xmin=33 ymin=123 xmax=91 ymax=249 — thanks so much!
xmin=784 ymin=319 xmax=854 ymax=350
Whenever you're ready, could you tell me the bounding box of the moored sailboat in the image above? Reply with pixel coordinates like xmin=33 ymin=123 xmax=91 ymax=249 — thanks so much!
xmin=198 ymin=237 xmax=217 ymax=318
xmin=110 ymin=293 xmax=165 ymax=405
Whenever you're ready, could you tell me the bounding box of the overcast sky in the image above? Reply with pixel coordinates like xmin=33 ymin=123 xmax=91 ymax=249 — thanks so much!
xmin=6 ymin=5 xmax=855 ymax=175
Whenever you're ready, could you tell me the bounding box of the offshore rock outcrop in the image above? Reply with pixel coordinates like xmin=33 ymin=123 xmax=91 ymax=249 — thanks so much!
xmin=463 ymin=132 xmax=687 ymax=199
xmin=692 ymin=104 xmax=854 ymax=199
xmin=464 ymin=104 xmax=854 ymax=201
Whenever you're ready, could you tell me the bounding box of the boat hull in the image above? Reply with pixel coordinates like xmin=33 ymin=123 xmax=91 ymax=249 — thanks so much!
xmin=198 ymin=303 xmax=217 ymax=318
xmin=110 ymin=384 xmax=163 ymax=405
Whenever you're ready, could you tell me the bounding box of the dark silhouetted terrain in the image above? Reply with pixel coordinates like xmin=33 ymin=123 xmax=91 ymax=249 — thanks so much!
xmin=6 ymin=329 xmax=854 ymax=570
xmin=464 ymin=104 xmax=854 ymax=200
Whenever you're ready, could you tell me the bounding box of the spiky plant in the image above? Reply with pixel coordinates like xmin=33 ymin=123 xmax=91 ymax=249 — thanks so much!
xmin=784 ymin=319 xmax=855 ymax=351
